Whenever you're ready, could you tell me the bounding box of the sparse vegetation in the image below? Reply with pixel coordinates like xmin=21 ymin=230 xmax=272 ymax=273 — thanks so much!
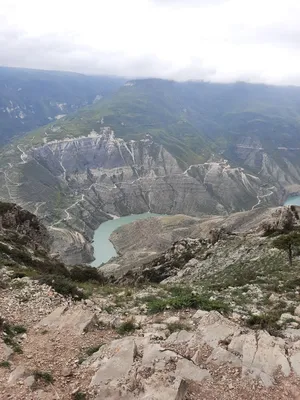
xmin=146 ymin=290 xmax=230 ymax=314
xmin=72 ymin=392 xmax=87 ymax=400
xmin=0 ymin=321 xmax=26 ymax=354
xmin=86 ymin=344 xmax=103 ymax=356
xmin=273 ymin=232 xmax=300 ymax=266
xmin=70 ymin=265 xmax=106 ymax=284
xmin=0 ymin=361 xmax=10 ymax=368
xmin=38 ymin=275 xmax=86 ymax=300
xmin=245 ymin=312 xmax=282 ymax=336
xmin=33 ymin=371 xmax=54 ymax=384
xmin=10 ymin=325 xmax=27 ymax=334
xmin=167 ymin=322 xmax=191 ymax=333
xmin=116 ymin=320 xmax=136 ymax=335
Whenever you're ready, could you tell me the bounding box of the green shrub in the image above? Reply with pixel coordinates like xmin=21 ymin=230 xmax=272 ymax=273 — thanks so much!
xmin=167 ymin=322 xmax=191 ymax=333
xmin=70 ymin=266 xmax=106 ymax=283
xmin=3 ymin=338 xmax=23 ymax=354
xmin=1 ymin=322 xmax=26 ymax=336
xmin=245 ymin=312 xmax=281 ymax=335
xmin=38 ymin=275 xmax=86 ymax=300
xmin=146 ymin=292 xmax=230 ymax=314
xmin=116 ymin=320 xmax=136 ymax=335
xmin=0 ymin=361 xmax=10 ymax=368
xmin=72 ymin=392 xmax=86 ymax=400
xmin=33 ymin=371 xmax=53 ymax=384
xmin=11 ymin=325 xmax=26 ymax=334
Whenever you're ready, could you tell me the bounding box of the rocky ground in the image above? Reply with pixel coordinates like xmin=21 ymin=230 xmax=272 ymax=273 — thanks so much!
xmin=3 ymin=203 xmax=300 ymax=398
xmin=2 ymin=268 xmax=300 ymax=400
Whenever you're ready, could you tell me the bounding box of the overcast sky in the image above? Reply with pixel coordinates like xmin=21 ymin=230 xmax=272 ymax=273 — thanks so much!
xmin=1 ymin=0 xmax=300 ymax=85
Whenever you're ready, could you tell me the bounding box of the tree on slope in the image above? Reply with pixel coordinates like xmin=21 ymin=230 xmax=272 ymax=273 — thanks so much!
xmin=273 ymin=232 xmax=300 ymax=266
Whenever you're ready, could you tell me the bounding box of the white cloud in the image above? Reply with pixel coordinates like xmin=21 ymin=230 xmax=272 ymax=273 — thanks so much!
xmin=1 ymin=0 xmax=300 ymax=84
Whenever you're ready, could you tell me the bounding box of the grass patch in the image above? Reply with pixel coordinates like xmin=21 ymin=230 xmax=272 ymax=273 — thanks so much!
xmin=11 ymin=325 xmax=26 ymax=334
xmin=3 ymin=338 xmax=23 ymax=354
xmin=245 ymin=312 xmax=282 ymax=336
xmin=38 ymin=275 xmax=86 ymax=300
xmin=72 ymin=392 xmax=87 ymax=400
xmin=1 ymin=321 xmax=26 ymax=353
xmin=103 ymin=305 xmax=115 ymax=314
xmin=146 ymin=291 xmax=230 ymax=314
xmin=167 ymin=322 xmax=191 ymax=333
xmin=78 ymin=343 xmax=104 ymax=364
xmin=0 ymin=361 xmax=10 ymax=368
xmin=116 ymin=320 xmax=136 ymax=335
xmin=70 ymin=265 xmax=106 ymax=284
xmin=33 ymin=371 xmax=54 ymax=384
xmin=11 ymin=267 xmax=39 ymax=279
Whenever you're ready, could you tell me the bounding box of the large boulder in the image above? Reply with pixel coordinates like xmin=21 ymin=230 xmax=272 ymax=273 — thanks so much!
xmin=0 ymin=339 xmax=13 ymax=361
xmin=90 ymin=337 xmax=137 ymax=387
xmin=8 ymin=365 xmax=27 ymax=385
xmin=36 ymin=305 xmax=97 ymax=335
xmin=197 ymin=311 xmax=238 ymax=348
xmin=228 ymin=330 xmax=290 ymax=387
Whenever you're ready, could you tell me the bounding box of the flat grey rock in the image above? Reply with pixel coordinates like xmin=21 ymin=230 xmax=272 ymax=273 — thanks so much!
xmin=290 ymin=352 xmax=300 ymax=376
xmin=90 ymin=337 xmax=137 ymax=386
xmin=8 ymin=365 xmax=26 ymax=385
xmin=166 ymin=330 xmax=195 ymax=344
xmin=0 ymin=339 xmax=13 ymax=361
xmin=36 ymin=305 xmax=97 ymax=335
xmin=206 ymin=347 xmax=242 ymax=367
xmin=142 ymin=343 xmax=179 ymax=367
xmin=175 ymin=358 xmax=211 ymax=382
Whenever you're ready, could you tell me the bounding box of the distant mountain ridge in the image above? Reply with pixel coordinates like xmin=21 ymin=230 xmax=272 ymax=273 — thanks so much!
xmin=23 ymin=78 xmax=300 ymax=169
xmin=0 ymin=66 xmax=124 ymax=144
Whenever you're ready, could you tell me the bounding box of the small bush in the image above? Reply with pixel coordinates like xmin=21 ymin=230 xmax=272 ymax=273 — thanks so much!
xmin=3 ymin=339 xmax=23 ymax=354
xmin=11 ymin=267 xmax=39 ymax=279
xmin=11 ymin=325 xmax=26 ymax=334
xmin=245 ymin=312 xmax=282 ymax=336
xmin=70 ymin=266 xmax=106 ymax=284
xmin=146 ymin=292 xmax=230 ymax=314
xmin=38 ymin=275 xmax=86 ymax=300
xmin=0 ymin=361 xmax=10 ymax=368
xmin=116 ymin=320 xmax=136 ymax=335
xmin=72 ymin=392 xmax=86 ymax=400
xmin=167 ymin=322 xmax=191 ymax=334
xmin=34 ymin=371 xmax=53 ymax=384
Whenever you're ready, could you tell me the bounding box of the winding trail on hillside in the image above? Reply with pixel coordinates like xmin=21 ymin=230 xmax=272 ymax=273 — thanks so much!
xmin=51 ymin=194 xmax=85 ymax=227
xmin=252 ymin=186 xmax=275 ymax=210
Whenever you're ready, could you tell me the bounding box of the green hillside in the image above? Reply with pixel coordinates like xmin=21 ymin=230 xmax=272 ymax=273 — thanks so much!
xmin=0 ymin=66 xmax=124 ymax=144
xmin=19 ymin=79 xmax=300 ymax=167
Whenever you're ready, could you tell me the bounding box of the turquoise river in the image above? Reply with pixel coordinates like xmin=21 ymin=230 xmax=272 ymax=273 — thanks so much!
xmin=91 ymin=213 xmax=161 ymax=266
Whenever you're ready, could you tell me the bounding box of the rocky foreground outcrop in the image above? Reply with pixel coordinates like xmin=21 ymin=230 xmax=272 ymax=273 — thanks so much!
xmin=1 ymin=273 xmax=300 ymax=400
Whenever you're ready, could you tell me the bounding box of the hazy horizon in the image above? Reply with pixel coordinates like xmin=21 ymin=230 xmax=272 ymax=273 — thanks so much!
xmin=1 ymin=0 xmax=300 ymax=85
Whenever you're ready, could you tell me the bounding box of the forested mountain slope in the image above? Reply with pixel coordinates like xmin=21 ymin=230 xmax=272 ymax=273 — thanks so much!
xmin=0 ymin=66 xmax=124 ymax=144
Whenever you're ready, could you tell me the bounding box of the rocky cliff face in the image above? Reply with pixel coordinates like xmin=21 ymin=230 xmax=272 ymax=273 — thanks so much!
xmin=0 ymin=129 xmax=282 ymax=264
xmin=226 ymin=135 xmax=300 ymax=193
xmin=0 ymin=202 xmax=50 ymax=252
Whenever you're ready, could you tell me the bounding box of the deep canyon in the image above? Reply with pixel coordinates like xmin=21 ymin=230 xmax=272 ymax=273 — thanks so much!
xmin=0 ymin=127 xmax=289 ymax=265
